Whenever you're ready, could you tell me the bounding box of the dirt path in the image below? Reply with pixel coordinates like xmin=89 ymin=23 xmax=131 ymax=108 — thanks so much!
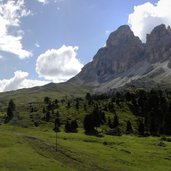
xmin=23 ymin=135 xmax=105 ymax=171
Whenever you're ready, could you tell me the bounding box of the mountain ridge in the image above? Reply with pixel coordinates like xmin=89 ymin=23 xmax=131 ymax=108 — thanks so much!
xmin=70 ymin=24 xmax=171 ymax=92
xmin=1 ymin=24 xmax=171 ymax=96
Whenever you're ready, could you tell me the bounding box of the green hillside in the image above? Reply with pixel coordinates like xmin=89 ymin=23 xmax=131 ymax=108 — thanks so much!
xmin=0 ymin=82 xmax=91 ymax=104
xmin=0 ymin=84 xmax=171 ymax=171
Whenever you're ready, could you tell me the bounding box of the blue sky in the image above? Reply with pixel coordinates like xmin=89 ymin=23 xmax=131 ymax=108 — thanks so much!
xmin=1 ymin=0 xmax=171 ymax=92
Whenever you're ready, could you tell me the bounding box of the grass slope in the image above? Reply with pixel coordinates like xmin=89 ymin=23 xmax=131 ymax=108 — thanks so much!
xmin=0 ymin=124 xmax=171 ymax=171
xmin=0 ymin=82 xmax=91 ymax=105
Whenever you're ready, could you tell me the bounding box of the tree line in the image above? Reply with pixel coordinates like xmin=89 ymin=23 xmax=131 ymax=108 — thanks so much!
xmin=3 ymin=88 xmax=171 ymax=136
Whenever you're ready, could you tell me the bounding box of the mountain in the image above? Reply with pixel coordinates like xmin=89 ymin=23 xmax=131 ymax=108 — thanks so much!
xmin=1 ymin=24 xmax=171 ymax=100
xmin=70 ymin=24 xmax=171 ymax=91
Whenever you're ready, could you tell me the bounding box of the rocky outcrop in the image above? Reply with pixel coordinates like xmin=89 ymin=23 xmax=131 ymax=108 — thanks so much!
xmin=70 ymin=24 xmax=171 ymax=90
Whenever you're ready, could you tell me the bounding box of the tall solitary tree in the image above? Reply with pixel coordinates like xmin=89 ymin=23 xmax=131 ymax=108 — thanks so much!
xmin=53 ymin=117 xmax=60 ymax=152
xmin=9 ymin=99 xmax=15 ymax=111
xmin=6 ymin=99 xmax=16 ymax=122
xmin=7 ymin=106 xmax=13 ymax=119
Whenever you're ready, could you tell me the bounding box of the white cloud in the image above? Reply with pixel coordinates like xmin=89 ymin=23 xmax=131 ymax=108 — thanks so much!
xmin=0 ymin=0 xmax=32 ymax=59
xmin=128 ymin=0 xmax=171 ymax=42
xmin=0 ymin=70 xmax=49 ymax=92
xmin=37 ymin=0 xmax=49 ymax=5
xmin=36 ymin=45 xmax=83 ymax=82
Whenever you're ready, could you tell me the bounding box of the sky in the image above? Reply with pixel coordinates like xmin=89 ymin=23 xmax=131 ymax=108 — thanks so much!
xmin=1 ymin=0 xmax=171 ymax=92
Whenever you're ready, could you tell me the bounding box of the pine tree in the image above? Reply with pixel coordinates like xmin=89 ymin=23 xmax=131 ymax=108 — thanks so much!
xmin=108 ymin=117 xmax=112 ymax=128
xmin=8 ymin=99 xmax=15 ymax=111
xmin=84 ymin=104 xmax=87 ymax=111
xmin=75 ymin=99 xmax=79 ymax=110
xmin=150 ymin=119 xmax=158 ymax=136
xmin=71 ymin=120 xmax=78 ymax=132
xmin=46 ymin=111 xmax=50 ymax=122
xmin=42 ymin=107 xmax=46 ymax=114
xmin=67 ymin=102 xmax=71 ymax=108
xmin=125 ymin=92 xmax=132 ymax=102
xmin=83 ymin=114 xmax=95 ymax=133
xmin=164 ymin=102 xmax=171 ymax=135
xmin=65 ymin=120 xmax=71 ymax=132
xmin=53 ymin=117 xmax=60 ymax=132
xmin=113 ymin=115 xmax=119 ymax=128
xmin=126 ymin=120 xmax=133 ymax=134
xmin=6 ymin=99 xmax=15 ymax=122
xmin=44 ymin=97 xmax=50 ymax=104
xmin=7 ymin=106 xmax=13 ymax=119
xmin=86 ymin=93 xmax=92 ymax=105
xmin=138 ymin=120 xmax=145 ymax=136
xmin=53 ymin=116 xmax=60 ymax=152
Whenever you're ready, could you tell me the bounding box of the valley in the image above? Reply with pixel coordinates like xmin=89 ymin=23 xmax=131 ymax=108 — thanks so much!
xmin=1 ymin=24 xmax=171 ymax=171
xmin=0 ymin=83 xmax=171 ymax=170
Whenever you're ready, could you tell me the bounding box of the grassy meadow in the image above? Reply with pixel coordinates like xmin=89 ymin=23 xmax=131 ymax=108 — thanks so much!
xmin=0 ymin=124 xmax=171 ymax=171
xmin=0 ymin=84 xmax=171 ymax=171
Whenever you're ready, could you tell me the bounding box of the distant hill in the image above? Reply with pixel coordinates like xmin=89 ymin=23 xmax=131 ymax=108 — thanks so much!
xmin=0 ymin=82 xmax=90 ymax=104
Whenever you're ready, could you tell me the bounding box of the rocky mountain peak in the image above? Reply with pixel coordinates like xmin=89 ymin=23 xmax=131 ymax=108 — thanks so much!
xmin=146 ymin=24 xmax=168 ymax=43
xmin=106 ymin=25 xmax=141 ymax=47
xmin=70 ymin=25 xmax=144 ymax=85
xmin=70 ymin=24 xmax=171 ymax=91
xmin=145 ymin=24 xmax=171 ymax=62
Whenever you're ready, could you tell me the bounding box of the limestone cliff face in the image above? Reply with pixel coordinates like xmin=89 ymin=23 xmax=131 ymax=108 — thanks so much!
xmin=70 ymin=24 xmax=171 ymax=90
xmin=96 ymin=25 xmax=144 ymax=75
xmin=70 ymin=25 xmax=144 ymax=85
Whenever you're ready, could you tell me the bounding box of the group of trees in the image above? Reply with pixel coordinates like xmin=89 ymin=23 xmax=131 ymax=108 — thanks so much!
xmin=83 ymin=106 xmax=106 ymax=134
xmin=43 ymin=97 xmax=79 ymax=133
xmin=84 ymin=90 xmax=171 ymax=136
xmin=4 ymin=88 xmax=171 ymax=136
xmin=108 ymin=115 xmax=119 ymax=129
xmin=65 ymin=119 xmax=78 ymax=132
xmin=127 ymin=90 xmax=171 ymax=135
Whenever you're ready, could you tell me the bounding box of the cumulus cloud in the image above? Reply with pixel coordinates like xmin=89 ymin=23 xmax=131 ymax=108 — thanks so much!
xmin=0 ymin=70 xmax=48 ymax=92
xmin=36 ymin=45 xmax=83 ymax=82
xmin=128 ymin=0 xmax=171 ymax=42
xmin=37 ymin=0 xmax=49 ymax=5
xmin=0 ymin=0 xmax=32 ymax=59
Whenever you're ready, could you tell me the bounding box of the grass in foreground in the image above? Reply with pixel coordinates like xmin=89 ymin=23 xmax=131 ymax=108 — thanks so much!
xmin=0 ymin=124 xmax=171 ymax=171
